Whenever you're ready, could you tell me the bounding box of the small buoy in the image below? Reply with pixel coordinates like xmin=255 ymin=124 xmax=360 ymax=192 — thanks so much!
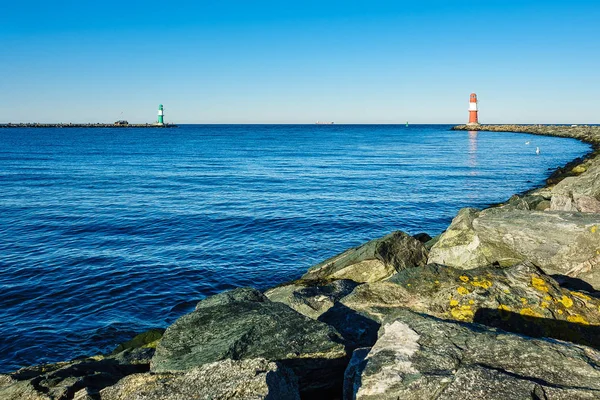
xmin=536 ymin=147 xmax=540 ymax=155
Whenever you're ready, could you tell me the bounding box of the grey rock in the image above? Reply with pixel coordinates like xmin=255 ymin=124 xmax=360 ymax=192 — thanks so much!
xmin=428 ymin=207 xmax=600 ymax=288
xmin=100 ymin=358 xmax=300 ymax=400
xmin=265 ymin=279 xmax=359 ymax=319
xmin=551 ymin=161 xmax=600 ymax=213
xmin=151 ymin=288 xmax=348 ymax=395
xmin=195 ymin=286 xmax=269 ymax=311
xmin=302 ymin=231 xmax=428 ymax=283
xmin=506 ymin=194 xmax=550 ymax=211
xmin=334 ymin=262 xmax=600 ymax=349
xmin=0 ymin=380 xmax=50 ymax=400
xmin=0 ymin=336 xmax=155 ymax=399
xmin=345 ymin=310 xmax=600 ymax=399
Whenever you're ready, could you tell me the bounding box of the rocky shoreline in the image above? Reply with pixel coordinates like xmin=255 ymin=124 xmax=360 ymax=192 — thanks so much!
xmin=2 ymin=125 xmax=600 ymax=400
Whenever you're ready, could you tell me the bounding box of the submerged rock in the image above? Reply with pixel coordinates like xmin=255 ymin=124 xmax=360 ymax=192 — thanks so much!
xmin=428 ymin=207 xmax=600 ymax=288
xmin=265 ymin=279 xmax=359 ymax=319
xmin=336 ymin=262 xmax=600 ymax=349
xmin=151 ymin=288 xmax=348 ymax=395
xmin=111 ymin=328 xmax=164 ymax=354
xmin=100 ymin=358 xmax=300 ymax=400
xmin=345 ymin=310 xmax=600 ymax=399
xmin=302 ymin=231 xmax=428 ymax=283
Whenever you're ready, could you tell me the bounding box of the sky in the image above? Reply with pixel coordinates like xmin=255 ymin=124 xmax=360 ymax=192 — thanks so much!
xmin=1 ymin=0 xmax=599 ymax=124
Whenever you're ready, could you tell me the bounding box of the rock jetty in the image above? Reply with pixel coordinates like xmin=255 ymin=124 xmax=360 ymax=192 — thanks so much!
xmin=0 ymin=123 xmax=177 ymax=128
xmin=2 ymin=124 xmax=600 ymax=400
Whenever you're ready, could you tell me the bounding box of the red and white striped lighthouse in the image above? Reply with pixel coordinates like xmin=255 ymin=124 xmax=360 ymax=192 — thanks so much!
xmin=468 ymin=93 xmax=479 ymax=125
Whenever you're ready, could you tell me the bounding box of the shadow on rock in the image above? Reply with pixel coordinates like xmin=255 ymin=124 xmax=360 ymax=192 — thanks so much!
xmin=551 ymin=274 xmax=599 ymax=294
xmin=318 ymin=303 xmax=380 ymax=351
xmin=474 ymin=308 xmax=600 ymax=349
xmin=12 ymin=356 xmax=150 ymax=400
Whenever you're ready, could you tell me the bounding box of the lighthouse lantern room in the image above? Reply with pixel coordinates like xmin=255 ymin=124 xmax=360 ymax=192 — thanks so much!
xmin=468 ymin=93 xmax=479 ymax=126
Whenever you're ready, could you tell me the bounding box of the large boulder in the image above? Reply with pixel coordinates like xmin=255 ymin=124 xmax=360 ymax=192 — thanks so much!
xmin=100 ymin=358 xmax=300 ymax=400
xmin=345 ymin=310 xmax=600 ymax=400
xmin=551 ymin=160 xmax=600 ymax=213
xmin=302 ymin=231 xmax=428 ymax=283
xmin=334 ymin=262 xmax=600 ymax=349
xmin=151 ymin=288 xmax=348 ymax=395
xmin=265 ymin=279 xmax=359 ymax=319
xmin=428 ymin=207 xmax=600 ymax=288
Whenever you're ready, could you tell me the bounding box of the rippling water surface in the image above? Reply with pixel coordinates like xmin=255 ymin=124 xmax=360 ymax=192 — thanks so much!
xmin=0 ymin=124 xmax=590 ymax=371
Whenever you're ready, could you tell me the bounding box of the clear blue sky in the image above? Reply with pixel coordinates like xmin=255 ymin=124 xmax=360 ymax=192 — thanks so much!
xmin=1 ymin=0 xmax=598 ymax=124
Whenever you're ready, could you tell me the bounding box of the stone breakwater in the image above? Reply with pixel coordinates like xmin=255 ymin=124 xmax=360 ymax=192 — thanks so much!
xmin=0 ymin=123 xmax=177 ymax=128
xmin=2 ymin=125 xmax=600 ymax=400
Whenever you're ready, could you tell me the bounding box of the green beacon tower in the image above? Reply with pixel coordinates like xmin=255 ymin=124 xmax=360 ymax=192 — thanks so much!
xmin=157 ymin=104 xmax=164 ymax=125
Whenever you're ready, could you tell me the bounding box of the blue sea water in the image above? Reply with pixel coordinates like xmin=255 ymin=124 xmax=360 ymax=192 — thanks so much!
xmin=0 ymin=124 xmax=591 ymax=372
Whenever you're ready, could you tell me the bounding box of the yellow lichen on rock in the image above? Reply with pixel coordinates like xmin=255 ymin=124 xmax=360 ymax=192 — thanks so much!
xmin=567 ymin=314 xmax=590 ymax=325
xmin=459 ymin=275 xmax=470 ymax=283
xmin=541 ymin=302 xmax=549 ymax=308
xmin=571 ymin=292 xmax=591 ymax=301
xmin=559 ymin=295 xmax=574 ymax=308
xmin=520 ymin=308 xmax=543 ymax=318
xmin=498 ymin=304 xmax=511 ymax=312
xmin=457 ymin=286 xmax=470 ymax=295
xmin=451 ymin=305 xmax=474 ymax=321
xmin=572 ymin=165 xmax=587 ymax=174
xmin=557 ymin=309 xmax=564 ymax=315
xmin=531 ymin=276 xmax=549 ymax=292
xmin=520 ymin=298 xmax=528 ymax=305
xmin=544 ymin=295 xmax=552 ymax=301
xmin=591 ymin=225 xmax=598 ymax=234
xmin=471 ymin=279 xmax=492 ymax=289
xmin=449 ymin=299 xmax=459 ymax=307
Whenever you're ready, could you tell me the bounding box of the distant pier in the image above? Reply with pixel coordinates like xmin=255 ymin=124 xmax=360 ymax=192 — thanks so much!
xmin=0 ymin=123 xmax=177 ymax=128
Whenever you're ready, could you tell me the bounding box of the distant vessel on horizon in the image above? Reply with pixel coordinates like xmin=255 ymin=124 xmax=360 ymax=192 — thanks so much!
xmin=316 ymin=121 xmax=334 ymax=125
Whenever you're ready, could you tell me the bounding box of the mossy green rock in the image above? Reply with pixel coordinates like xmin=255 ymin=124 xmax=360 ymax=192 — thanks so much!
xmin=302 ymin=231 xmax=428 ymax=283
xmin=151 ymin=288 xmax=348 ymax=395
xmin=345 ymin=310 xmax=600 ymax=399
xmin=111 ymin=328 xmax=164 ymax=354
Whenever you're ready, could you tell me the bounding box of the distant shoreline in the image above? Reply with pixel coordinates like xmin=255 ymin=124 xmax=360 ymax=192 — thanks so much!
xmin=0 ymin=123 xmax=177 ymax=128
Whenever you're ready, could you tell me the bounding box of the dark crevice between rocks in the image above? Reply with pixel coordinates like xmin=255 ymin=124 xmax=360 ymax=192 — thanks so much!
xmin=473 ymin=308 xmax=600 ymax=350
xmin=278 ymin=356 xmax=348 ymax=400
xmin=532 ymin=384 xmax=548 ymax=400
xmin=474 ymin=363 xmax=600 ymax=393
xmin=318 ymin=303 xmax=381 ymax=352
